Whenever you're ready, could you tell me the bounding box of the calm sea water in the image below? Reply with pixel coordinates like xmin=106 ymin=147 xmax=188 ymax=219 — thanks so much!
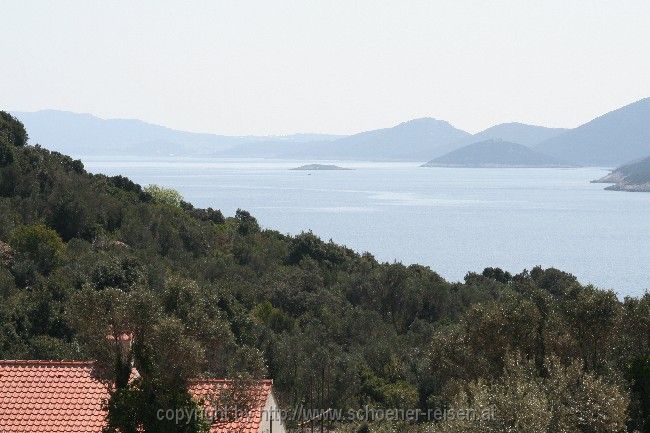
xmin=82 ymin=157 xmax=650 ymax=298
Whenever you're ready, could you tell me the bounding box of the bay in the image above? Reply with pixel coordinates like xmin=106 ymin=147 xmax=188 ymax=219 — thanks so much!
xmin=82 ymin=157 xmax=650 ymax=298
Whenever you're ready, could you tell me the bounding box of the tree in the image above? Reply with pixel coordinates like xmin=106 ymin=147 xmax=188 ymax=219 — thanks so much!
xmin=431 ymin=355 xmax=629 ymax=433
xmin=9 ymin=224 xmax=65 ymax=274
xmin=67 ymin=288 xmax=209 ymax=433
xmin=144 ymin=185 xmax=183 ymax=208
xmin=0 ymin=140 xmax=14 ymax=167
xmin=482 ymin=267 xmax=512 ymax=284
xmin=235 ymin=209 xmax=260 ymax=235
xmin=0 ymin=111 xmax=28 ymax=147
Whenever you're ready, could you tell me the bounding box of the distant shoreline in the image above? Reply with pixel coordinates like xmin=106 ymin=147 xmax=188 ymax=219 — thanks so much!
xmin=422 ymin=163 xmax=575 ymax=168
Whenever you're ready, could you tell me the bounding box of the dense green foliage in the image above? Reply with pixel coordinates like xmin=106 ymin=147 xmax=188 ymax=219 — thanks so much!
xmin=0 ymin=113 xmax=649 ymax=432
xmin=0 ymin=112 xmax=28 ymax=147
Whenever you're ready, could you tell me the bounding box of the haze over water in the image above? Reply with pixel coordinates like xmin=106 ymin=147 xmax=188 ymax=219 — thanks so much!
xmin=84 ymin=157 xmax=650 ymax=298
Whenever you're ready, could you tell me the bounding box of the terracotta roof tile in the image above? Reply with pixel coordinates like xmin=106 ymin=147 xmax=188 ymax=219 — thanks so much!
xmin=0 ymin=360 xmax=110 ymax=433
xmin=0 ymin=361 xmax=273 ymax=433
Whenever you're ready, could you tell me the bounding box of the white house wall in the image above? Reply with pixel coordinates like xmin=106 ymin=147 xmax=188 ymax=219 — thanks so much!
xmin=258 ymin=392 xmax=285 ymax=433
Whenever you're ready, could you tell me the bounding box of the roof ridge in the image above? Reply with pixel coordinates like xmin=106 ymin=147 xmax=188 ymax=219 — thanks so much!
xmin=0 ymin=361 xmax=273 ymax=384
xmin=0 ymin=359 xmax=95 ymax=366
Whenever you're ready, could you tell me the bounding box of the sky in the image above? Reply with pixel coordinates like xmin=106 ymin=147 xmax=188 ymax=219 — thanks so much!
xmin=1 ymin=0 xmax=649 ymax=135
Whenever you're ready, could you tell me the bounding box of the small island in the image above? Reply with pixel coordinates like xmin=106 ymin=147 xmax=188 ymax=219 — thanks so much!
xmin=291 ymin=164 xmax=351 ymax=171
xmin=592 ymin=156 xmax=650 ymax=192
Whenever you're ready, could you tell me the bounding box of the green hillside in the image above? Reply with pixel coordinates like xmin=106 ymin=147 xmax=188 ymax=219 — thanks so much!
xmin=0 ymin=112 xmax=649 ymax=432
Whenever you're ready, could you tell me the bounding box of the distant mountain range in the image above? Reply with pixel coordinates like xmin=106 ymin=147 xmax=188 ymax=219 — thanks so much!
xmin=422 ymin=140 xmax=564 ymax=168
xmin=220 ymin=119 xmax=570 ymax=161
xmin=12 ymin=97 xmax=650 ymax=166
xmin=12 ymin=111 xmax=565 ymax=162
xmin=221 ymin=118 xmax=471 ymax=161
xmin=592 ymin=156 xmax=650 ymax=192
xmin=13 ymin=110 xmax=341 ymax=158
xmin=534 ymin=98 xmax=650 ymax=166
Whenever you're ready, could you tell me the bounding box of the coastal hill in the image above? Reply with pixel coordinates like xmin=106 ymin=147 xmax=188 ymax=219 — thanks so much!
xmin=451 ymin=122 xmax=567 ymax=148
xmin=222 ymin=117 xmax=472 ymax=161
xmin=422 ymin=139 xmax=564 ymax=167
xmin=306 ymin=117 xmax=470 ymax=160
xmin=534 ymin=98 xmax=650 ymax=166
xmin=592 ymin=156 xmax=650 ymax=191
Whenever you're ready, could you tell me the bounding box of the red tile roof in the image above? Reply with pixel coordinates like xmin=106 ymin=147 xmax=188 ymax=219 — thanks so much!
xmin=0 ymin=360 xmax=273 ymax=433
xmin=190 ymin=379 xmax=273 ymax=433
xmin=0 ymin=360 xmax=110 ymax=433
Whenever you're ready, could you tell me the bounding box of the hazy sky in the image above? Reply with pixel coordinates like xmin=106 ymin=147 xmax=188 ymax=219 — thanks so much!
xmin=2 ymin=0 xmax=649 ymax=135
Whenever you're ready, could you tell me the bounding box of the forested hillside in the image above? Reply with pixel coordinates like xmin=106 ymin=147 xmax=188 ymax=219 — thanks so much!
xmin=0 ymin=112 xmax=649 ymax=432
